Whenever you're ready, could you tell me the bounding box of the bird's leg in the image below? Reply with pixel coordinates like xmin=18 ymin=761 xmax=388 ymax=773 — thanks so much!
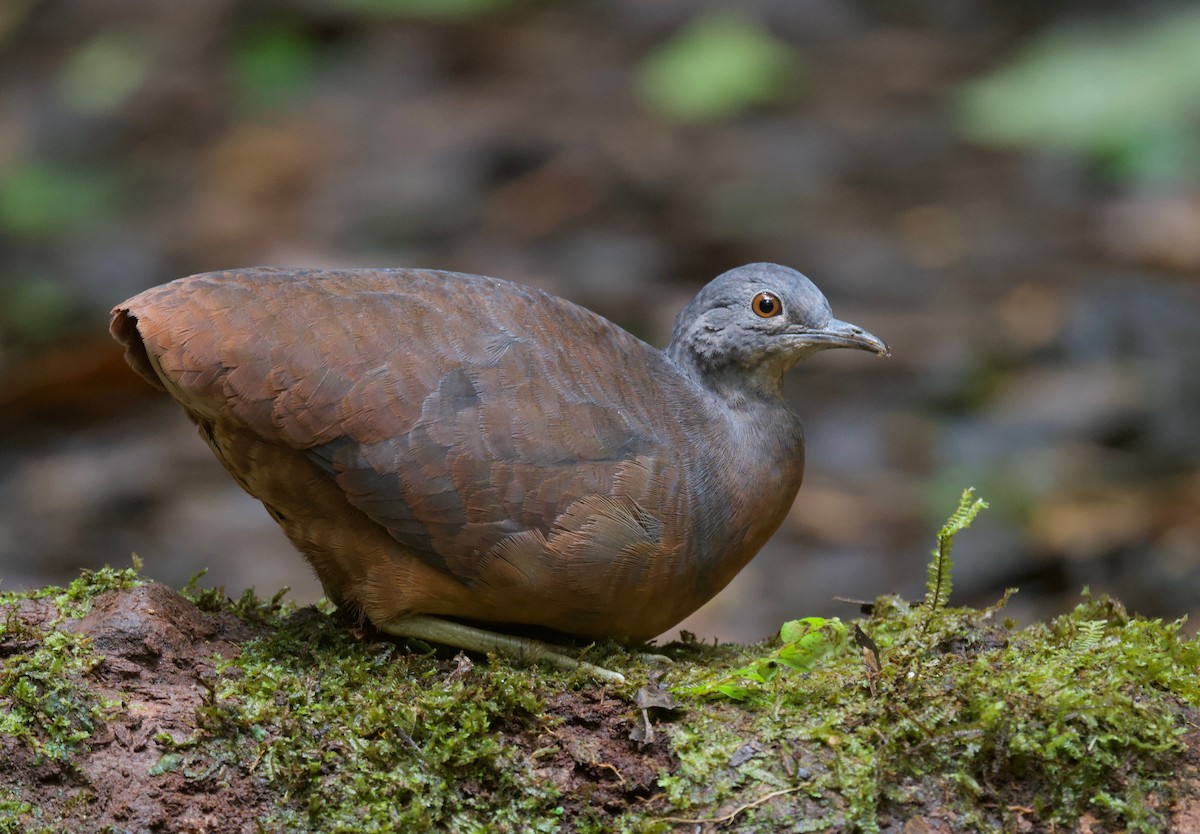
xmin=376 ymin=614 xmax=627 ymax=683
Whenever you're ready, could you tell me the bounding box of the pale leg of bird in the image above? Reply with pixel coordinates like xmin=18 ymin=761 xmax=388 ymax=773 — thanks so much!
xmin=377 ymin=614 xmax=626 ymax=683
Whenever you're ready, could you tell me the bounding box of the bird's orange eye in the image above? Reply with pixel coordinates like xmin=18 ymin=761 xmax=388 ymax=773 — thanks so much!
xmin=752 ymin=291 xmax=782 ymax=318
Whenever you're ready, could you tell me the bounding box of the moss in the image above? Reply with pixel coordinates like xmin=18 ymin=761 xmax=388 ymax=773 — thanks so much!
xmin=664 ymin=591 xmax=1199 ymax=832
xmin=655 ymin=490 xmax=1198 ymax=831
xmin=183 ymin=606 xmax=567 ymax=832
xmin=0 ymin=567 xmax=140 ymax=763
xmin=0 ymin=564 xmax=143 ymax=619
xmin=0 ymin=788 xmax=51 ymax=834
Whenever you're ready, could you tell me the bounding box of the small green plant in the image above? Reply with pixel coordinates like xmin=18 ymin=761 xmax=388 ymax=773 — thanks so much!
xmin=679 ymin=489 xmax=989 ymax=702
xmin=922 ymin=487 xmax=988 ymax=632
xmin=679 ymin=616 xmax=848 ymax=700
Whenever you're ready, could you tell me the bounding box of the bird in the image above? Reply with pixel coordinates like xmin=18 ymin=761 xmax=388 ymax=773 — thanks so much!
xmin=111 ymin=263 xmax=887 ymax=681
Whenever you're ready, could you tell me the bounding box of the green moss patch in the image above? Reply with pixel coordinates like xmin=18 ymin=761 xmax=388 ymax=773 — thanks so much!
xmin=0 ymin=567 xmax=141 ymax=763
xmin=657 ymin=492 xmax=1199 ymax=832
xmin=192 ymin=606 xmax=565 ymax=832
xmin=658 ymin=593 xmax=1198 ymax=832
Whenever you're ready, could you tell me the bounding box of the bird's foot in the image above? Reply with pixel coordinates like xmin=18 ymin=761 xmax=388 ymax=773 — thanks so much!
xmin=377 ymin=614 xmax=626 ymax=683
xmin=639 ymin=652 xmax=672 ymax=665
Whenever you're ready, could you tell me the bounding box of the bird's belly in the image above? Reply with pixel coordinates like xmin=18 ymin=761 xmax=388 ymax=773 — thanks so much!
xmin=454 ymin=540 xmax=709 ymax=643
xmin=203 ymin=417 xmax=791 ymax=645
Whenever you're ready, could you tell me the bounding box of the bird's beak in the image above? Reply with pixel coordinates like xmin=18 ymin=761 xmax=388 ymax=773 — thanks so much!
xmin=795 ymin=318 xmax=890 ymax=356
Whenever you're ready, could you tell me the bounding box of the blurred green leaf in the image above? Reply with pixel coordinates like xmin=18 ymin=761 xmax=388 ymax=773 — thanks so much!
xmin=58 ymin=30 xmax=156 ymax=114
xmin=3 ymin=276 xmax=72 ymax=343
xmin=635 ymin=14 xmax=801 ymax=123
xmin=334 ymin=0 xmax=523 ymax=20
xmin=0 ymin=162 xmax=116 ymax=239
xmin=957 ymin=5 xmax=1200 ymax=183
xmin=235 ymin=28 xmax=323 ymax=108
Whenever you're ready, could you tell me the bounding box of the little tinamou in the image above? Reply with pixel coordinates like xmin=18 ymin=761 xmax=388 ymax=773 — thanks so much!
xmin=111 ymin=263 xmax=888 ymax=680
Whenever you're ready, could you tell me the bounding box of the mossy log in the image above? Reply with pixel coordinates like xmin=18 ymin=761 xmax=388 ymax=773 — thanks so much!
xmin=1 ymin=568 xmax=1197 ymax=833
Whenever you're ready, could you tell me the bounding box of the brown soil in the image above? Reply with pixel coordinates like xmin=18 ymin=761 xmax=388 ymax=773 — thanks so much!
xmin=527 ymin=688 xmax=676 ymax=815
xmin=3 ymin=584 xmax=272 ymax=832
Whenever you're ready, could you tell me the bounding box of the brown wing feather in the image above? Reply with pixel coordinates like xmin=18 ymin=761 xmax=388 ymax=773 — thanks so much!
xmin=112 ymin=269 xmax=696 ymax=600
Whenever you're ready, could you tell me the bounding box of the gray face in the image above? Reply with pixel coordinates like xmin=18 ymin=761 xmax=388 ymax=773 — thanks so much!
xmin=667 ymin=263 xmax=888 ymax=395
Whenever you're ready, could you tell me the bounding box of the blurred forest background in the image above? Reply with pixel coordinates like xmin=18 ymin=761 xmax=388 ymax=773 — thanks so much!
xmin=1 ymin=0 xmax=1198 ymax=643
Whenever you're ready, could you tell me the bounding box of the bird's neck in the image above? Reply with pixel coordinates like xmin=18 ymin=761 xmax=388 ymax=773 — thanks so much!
xmin=666 ymin=344 xmax=792 ymax=407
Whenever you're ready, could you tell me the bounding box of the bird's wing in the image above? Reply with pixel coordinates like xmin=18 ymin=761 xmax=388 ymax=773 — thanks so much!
xmin=112 ymin=268 xmax=698 ymax=587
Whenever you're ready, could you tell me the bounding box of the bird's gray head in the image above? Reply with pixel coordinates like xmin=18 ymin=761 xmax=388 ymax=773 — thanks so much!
xmin=667 ymin=263 xmax=888 ymax=399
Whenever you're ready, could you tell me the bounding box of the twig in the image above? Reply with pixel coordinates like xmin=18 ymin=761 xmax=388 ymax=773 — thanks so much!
xmin=659 ymin=786 xmax=804 ymax=827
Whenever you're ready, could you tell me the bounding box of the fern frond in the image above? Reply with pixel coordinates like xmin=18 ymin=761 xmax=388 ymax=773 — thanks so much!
xmin=922 ymin=488 xmax=989 ymax=632
xmin=938 ymin=488 xmax=989 ymax=542
xmin=1076 ymin=619 xmax=1106 ymax=651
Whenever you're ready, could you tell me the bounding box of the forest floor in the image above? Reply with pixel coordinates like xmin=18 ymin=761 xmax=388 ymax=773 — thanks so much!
xmin=2 ymin=566 xmax=1197 ymax=833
